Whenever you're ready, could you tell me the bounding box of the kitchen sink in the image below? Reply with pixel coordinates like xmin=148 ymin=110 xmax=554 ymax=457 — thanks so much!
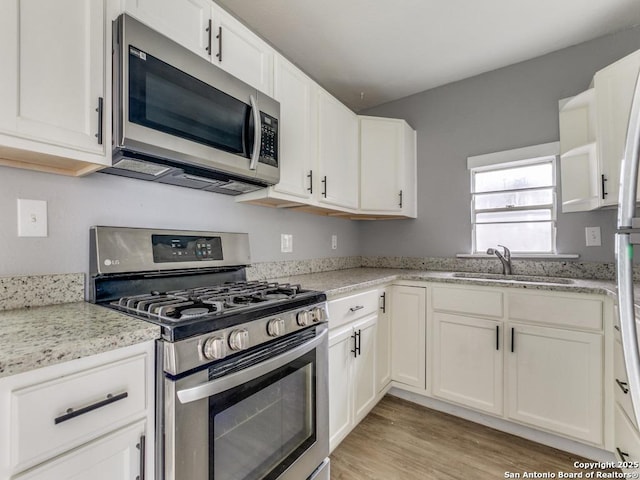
xmin=452 ymin=272 xmax=574 ymax=284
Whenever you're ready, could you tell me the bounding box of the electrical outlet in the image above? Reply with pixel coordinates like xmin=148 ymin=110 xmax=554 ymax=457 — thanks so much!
xmin=17 ymin=199 xmax=48 ymax=237
xmin=585 ymin=226 xmax=601 ymax=247
xmin=331 ymin=234 xmax=337 ymax=250
xmin=281 ymin=234 xmax=293 ymax=253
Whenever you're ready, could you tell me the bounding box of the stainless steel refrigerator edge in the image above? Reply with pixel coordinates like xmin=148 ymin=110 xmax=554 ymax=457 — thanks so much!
xmin=616 ymin=69 xmax=640 ymax=430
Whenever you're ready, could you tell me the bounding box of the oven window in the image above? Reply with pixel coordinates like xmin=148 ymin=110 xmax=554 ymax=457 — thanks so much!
xmin=210 ymin=350 xmax=316 ymax=480
xmin=128 ymin=47 xmax=253 ymax=157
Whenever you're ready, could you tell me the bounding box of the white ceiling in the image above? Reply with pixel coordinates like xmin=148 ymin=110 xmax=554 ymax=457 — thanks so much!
xmin=217 ymin=0 xmax=640 ymax=111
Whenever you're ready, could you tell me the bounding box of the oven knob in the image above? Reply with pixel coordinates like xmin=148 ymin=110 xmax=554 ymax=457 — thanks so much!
xmin=267 ymin=318 xmax=285 ymax=337
xmin=229 ymin=329 xmax=249 ymax=351
xmin=202 ymin=336 xmax=227 ymax=360
xmin=296 ymin=310 xmax=311 ymax=326
xmin=312 ymin=306 xmax=327 ymax=323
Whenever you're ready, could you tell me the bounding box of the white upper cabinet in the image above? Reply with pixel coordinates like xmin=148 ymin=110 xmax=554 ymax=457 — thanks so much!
xmin=595 ymin=49 xmax=640 ymax=207
xmin=0 ymin=0 xmax=112 ymax=175
xmin=271 ymin=55 xmax=316 ymax=199
xmin=558 ymin=89 xmax=600 ymax=212
xmin=125 ymin=0 xmax=213 ymax=59
xmin=559 ymin=48 xmax=640 ymax=212
xmin=126 ymin=0 xmax=274 ymax=95
xmin=317 ymin=89 xmax=359 ymax=210
xmin=359 ymin=116 xmax=417 ymax=217
xmin=211 ymin=5 xmax=274 ymax=95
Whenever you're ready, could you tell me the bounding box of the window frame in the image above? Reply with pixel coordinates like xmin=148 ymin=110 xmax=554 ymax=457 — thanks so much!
xmin=470 ymin=155 xmax=558 ymax=255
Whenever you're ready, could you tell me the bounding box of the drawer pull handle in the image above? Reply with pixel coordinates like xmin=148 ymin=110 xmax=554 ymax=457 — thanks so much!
xmin=349 ymin=305 xmax=364 ymax=312
xmin=617 ymin=447 xmax=630 ymax=461
xmin=616 ymin=379 xmax=630 ymax=394
xmin=54 ymin=391 xmax=128 ymax=424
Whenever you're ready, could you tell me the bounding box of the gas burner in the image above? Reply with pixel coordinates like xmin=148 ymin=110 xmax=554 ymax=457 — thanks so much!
xmin=180 ymin=307 xmax=212 ymax=319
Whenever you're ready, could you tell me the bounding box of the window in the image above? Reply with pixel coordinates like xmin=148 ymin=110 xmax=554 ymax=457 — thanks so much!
xmin=469 ymin=144 xmax=558 ymax=255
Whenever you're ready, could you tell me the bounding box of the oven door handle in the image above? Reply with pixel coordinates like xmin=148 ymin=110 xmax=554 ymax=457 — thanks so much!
xmin=176 ymin=328 xmax=327 ymax=405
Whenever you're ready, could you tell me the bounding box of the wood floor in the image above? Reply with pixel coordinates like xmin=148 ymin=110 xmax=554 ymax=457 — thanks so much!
xmin=330 ymin=395 xmax=617 ymax=479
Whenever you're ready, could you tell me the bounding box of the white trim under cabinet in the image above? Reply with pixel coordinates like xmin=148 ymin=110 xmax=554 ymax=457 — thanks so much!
xmin=0 ymin=341 xmax=155 ymax=480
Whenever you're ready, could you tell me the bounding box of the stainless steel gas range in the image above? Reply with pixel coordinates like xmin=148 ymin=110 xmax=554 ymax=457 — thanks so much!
xmin=89 ymin=226 xmax=330 ymax=480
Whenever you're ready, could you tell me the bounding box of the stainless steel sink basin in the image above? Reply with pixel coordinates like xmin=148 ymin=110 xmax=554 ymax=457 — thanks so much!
xmin=452 ymin=272 xmax=574 ymax=285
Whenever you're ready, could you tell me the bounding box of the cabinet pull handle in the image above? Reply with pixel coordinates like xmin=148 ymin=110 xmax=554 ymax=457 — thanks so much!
xmin=496 ymin=325 xmax=500 ymax=350
xmin=351 ymin=332 xmax=358 ymax=357
xmin=399 ymin=190 xmax=403 ymax=208
xmin=510 ymin=327 xmax=515 ymax=353
xmin=216 ymin=26 xmax=223 ymax=62
xmin=54 ymin=391 xmax=128 ymax=424
xmin=205 ymin=19 xmax=212 ymax=56
xmin=380 ymin=293 xmax=386 ymax=313
xmin=601 ymin=174 xmax=608 ymax=199
xmin=95 ymin=97 xmax=104 ymax=145
xmin=322 ymin=176 xmax=327 ymax=197
xmin=615 ymin=325 xmax=620 ymax=332
xmin=616 ymin=447 xmax=630 ymax=461
xmin=349 ymin=305 xmax=364 ymax=312
xmin=307 ymin=170 xmax=313 ymax=193
xmin=616 ymin=379 xmax=630 ymax=394
xmin=136 ymin=434 xmax=146 ymax=480
xmin=356 ymin=329 xmax=362 ymax=356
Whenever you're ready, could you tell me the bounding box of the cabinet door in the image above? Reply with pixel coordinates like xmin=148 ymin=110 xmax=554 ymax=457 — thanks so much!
xmin=125 ymin=0 xmax=212 ymax=59
xmin=14 ymin=422 xmax=145 ymax=480
xmin=506 ymin=324 xmax=603 ymax=444
xmin=212 ymin=6 xmax=273 ymax=95
xmin=352 ymin=316 xmax=378 ymax=424
xmin=376 ymin=289 xmax=392 ymax=392
xmin=390 ymin=286 xmax=426 ymax=389
xmin=595 ymin=49 xmax=640 ymax=206
xmin=360 ymin=117 xmax=402 ymax=212
xmin=317 ymin=90 xmax=359 ymax=209
xmin=0 ymin=0 xmax=105 ymax=155
xmin=328 ymin=325 xmax=354 ymax=451
xmin=272 ymin=56 xmax=316 ymax=199
xmin=432 ymin=312 xmax=503 ymax=415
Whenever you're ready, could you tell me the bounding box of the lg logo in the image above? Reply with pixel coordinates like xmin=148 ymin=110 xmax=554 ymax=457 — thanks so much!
xmin=104 ymin=259 xmax=121 ymax=266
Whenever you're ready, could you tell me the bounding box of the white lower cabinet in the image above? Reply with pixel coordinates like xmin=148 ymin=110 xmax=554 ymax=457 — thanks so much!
xmin=432 ymin=312 xmax=503 ymax=415
xmin=13 ymin=421 xmax=145 ymax=480
xmin=390 ymin=285 xmax=426 ymax=389
xmin=506 ymin=323 xmax=603 ymax=444
xmin=328 ymin=315 xmax=377 ymax=451
xmin=0 ymin=341 xmax=155 ymax=479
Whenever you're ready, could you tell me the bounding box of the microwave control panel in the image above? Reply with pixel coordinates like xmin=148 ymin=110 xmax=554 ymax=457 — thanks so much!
xmin=259 ymin=112 xmax=278 ymax=167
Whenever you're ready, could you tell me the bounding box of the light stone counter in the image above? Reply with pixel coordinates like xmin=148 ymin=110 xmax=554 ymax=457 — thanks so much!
xmin=271 ymin=267 xmax=619 ymax=298
xmin=0 ymin=302 xmax=160 ymax=378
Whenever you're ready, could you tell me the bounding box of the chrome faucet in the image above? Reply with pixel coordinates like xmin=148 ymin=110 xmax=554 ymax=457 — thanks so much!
xmin=486 ymin=245 xmax=512 ymax=275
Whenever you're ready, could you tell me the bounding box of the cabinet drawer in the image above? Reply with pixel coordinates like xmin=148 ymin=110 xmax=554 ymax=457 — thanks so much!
xmin=10 ymin=354 xmax=148 ymax=470
xmin=614 ymin=403 xmax=640 ymax=469
xmin=432 ymin=286 xmax=503 ymax=318
xmin=615 ymin=340 xmax=638 ymax=430
xmin=328 ymin=290 xmax=380 ymax=329
xmin=509 ymin=293 xmax=602 ymax=330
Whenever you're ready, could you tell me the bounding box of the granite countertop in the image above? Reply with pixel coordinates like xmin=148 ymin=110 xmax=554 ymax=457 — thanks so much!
xmin=272 ymin=267 xmax=619 ymax=298
xmin=0 ymin=302 xmax=160 ymax=379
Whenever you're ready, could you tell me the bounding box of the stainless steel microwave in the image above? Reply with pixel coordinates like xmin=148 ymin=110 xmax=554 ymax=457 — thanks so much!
xmin=106 ymin=14 xmax=280 ymax=195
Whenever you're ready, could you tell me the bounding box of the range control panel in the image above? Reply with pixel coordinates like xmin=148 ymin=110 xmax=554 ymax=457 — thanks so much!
xmin=152 ymin=235 xmax=223 ymax=263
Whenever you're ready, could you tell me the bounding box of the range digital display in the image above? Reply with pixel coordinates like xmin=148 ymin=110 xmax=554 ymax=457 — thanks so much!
xmin=152 ymin=235 xmax=223 ymax=263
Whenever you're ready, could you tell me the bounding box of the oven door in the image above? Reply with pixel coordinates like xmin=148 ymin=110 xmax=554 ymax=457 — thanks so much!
xmin=163 ymin=324 xmax=328 ymax=480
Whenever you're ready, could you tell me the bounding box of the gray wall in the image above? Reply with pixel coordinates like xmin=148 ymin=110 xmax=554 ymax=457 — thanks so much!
xmin=0 ymin=167 xmax=360 ymax=275
xmin=361 ymin=27 xmax=640 ymax=263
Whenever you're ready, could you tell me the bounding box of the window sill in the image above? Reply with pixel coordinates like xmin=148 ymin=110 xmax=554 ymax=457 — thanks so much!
xmin=456 ymin=253 xmax=580 ymax=260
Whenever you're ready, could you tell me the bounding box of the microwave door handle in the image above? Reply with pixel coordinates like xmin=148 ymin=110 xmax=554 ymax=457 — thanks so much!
xmin=176 ymin=327 xmax=327 ymax=405
xmin=249 ymin=94 xmax=261 ymax=170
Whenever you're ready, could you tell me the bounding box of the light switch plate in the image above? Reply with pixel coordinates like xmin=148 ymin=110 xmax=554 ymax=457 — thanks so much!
xmin=17 ymin=199 xmax=48 ymax=237
xmin=281 ymin=234 xmax=293 ymax=253
xmin=585 ymin=226 xmax=601 ymax=247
